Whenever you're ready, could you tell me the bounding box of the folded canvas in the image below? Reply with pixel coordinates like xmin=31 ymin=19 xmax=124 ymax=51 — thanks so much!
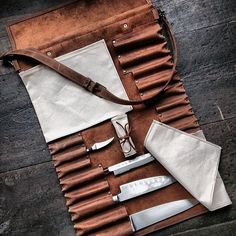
xmin=144 ymin=120 xmax=232 ymax=211
xmin=19 ymin=40 xmax=132 ymax=143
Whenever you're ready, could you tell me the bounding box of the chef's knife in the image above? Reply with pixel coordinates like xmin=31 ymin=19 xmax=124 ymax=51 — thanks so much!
xmin=130 ymin=199 xmax=199 ymax=231
xmin=69 ymin=175 xmax=176 ymax=220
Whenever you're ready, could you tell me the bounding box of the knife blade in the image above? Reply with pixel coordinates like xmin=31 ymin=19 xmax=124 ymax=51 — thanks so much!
xmin=107 ymin=153 xmax=154 ymax=175
xmin=87 ymin=137 xmax=114 ymax=152
xmin=113 ymin=176 xmax=176 ymax=202
xmin=130 ymin=199 xmax=199 ymax=231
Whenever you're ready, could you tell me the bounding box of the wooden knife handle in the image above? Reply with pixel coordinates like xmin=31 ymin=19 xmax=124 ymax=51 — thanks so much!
xmin=70 ymin=194 xmax=115 ymax=221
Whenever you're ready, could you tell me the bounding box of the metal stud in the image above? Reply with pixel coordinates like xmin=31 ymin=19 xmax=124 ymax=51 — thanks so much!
xmin=118 ymin=55 xmax=121 ymax=59
xmin=46 ymin=51 xmax=52 ymax=56
xmin=112 ymin=40 xmax=116 ymax=44
xmin=123 ymin=23 xmax=128 ymax=29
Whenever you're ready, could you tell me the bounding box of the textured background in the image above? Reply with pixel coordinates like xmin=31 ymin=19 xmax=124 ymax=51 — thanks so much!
xmin=0 ymin=0 xmax=235 ymax=235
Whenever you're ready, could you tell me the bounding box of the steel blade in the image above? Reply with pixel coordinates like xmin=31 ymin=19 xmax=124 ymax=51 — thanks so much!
xmin=130 ymin=199 xmax=198 ymax=231
xmin=90 ymin=137 xmax=114 ymax=151
xmin=115 ymin=176 xmax=176 ymax=202
xmin=108 ymin=153 xmax=154 ymax=175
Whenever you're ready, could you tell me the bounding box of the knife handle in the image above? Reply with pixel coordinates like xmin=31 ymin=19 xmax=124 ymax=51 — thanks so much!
xmin=60 ymin=165 xmax=105 ymax=191
xmin=74 ymin=207 xmax=129 ymax=235
xmin=70 ymin=193 xmax=115 ymax=221
xmin=53 ymin=145 xmax=87 ymax=167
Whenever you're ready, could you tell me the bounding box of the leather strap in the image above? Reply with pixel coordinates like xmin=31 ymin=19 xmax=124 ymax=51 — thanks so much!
xmin=0 ymin=12 xmax=177 ymax=105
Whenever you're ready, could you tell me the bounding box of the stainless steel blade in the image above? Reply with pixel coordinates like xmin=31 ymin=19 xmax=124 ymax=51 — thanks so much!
xmin=114 ymin=176 xmax=176 ymax=202
xmin=107 ymin=153 xmax=154 ymax=175
xmin=88 ymin=137 xmax=114 ymax=152
xmin=130 ymin=199 xmax=199 ymax=231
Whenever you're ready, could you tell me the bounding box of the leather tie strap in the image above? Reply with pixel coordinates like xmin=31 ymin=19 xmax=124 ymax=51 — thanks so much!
xmin=0 ymin=12 xmax=177 ymax=106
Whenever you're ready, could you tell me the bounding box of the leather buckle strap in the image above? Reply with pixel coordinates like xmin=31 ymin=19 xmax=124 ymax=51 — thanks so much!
xmin=0 ymin=8 xmax=177 ymax=106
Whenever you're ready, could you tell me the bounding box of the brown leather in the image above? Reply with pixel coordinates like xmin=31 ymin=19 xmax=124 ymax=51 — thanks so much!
xmin=0 ymin=12 xmax=177 ymax=106
xmin=4 ymin=1 xmax=208 ymax=235
xmin=69 ymin=193 xmax=115 ymax=220
xmin=60 ymin=166 xmax=105 ymax=192
xmin=48 ymin=133 xmax=84 ymax=155
xmin=65 ymin=180 xmax=110 ymax=206
xmin=52 ymin=145 xmax=87 ymax=167
xmin=74 ymin=207 xmax=130 ymax=235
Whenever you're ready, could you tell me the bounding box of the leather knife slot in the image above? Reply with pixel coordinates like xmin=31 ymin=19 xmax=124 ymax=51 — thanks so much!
xmin=113 ymin=24 xmax=163 ymax=50
xmin=136 ymin=69 xmax=177 ymax=92
xmin=118 ymin=42 xmax=169 ymax=68
xmin=69 ymin=193 xmax=115 ymax=221
xmin=170 ymin=118 xmax=199 ymax=131
xmin=65 ymin=179 xmax=110 ymax=206
xmin=156 ymin=95 xmax=189 ymax=113
xmin=140 ymin=81 xmax=184 ymax=100
xmin=130 ymin=55 xmax=173 ymax=78
xmin=60 ymin=166 xmax=105 ymax=192
xmin=52 ymin=145 xmax=87 ymax=167
xmin=158 ymin=107 xmax=194 ymax=123
xmin=90 ymin=220 xmax=133 ymax=236
xmin=161 ymin=82 xmax=186 ymax=96
xmin=56 ymin=157 xmax=91 ymax=179
xmin=48 ymin=133 xmax=83 ymax=155
xmin=74 ymin=207 xmax=129 ymax=235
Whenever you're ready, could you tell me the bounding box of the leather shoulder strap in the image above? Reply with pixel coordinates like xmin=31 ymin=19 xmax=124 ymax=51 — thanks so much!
xmin=0 ymin=13 xmax=177 ymax=106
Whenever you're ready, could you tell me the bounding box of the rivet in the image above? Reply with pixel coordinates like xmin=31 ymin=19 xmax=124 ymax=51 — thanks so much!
xmin=135 ymin=80 xmax=139 ymax=84
xmin=123 ymin=23 xmax=128 ymax=28
xmin=118 ymin=55 xmax=121 ymax=59
xmin=98 ymin=164 xmax=102 ymax=167
xmin=140 ymin=93 xmax=143 ymax=96
xmin=112 ymin=40 xmax=116 ymax=44
xmin=46 ymin=51 xmax=52 ymax=56
xmin=123 ymin=70 xmax=127 ymax=73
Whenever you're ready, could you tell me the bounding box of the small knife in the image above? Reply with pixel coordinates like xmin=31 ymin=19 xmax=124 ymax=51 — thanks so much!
xmin=69 ymin=175 xmax=176 ymax=220
xmin=87 ymin=137 xmax=114 ymax=153
xmin=130 ymin=199 xmax=199 ymax=231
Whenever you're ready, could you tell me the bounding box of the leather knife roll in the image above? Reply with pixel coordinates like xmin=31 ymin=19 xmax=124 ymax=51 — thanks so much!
xmin=6 ymin=0 xmax=208 ymax=235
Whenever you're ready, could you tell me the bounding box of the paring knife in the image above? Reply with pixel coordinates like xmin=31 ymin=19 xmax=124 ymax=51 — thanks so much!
xmin=87 ymin=137 xmax=114 ymax=153
xmin=130 ymin=199 xmax=199 ymax=231
xmin=69 ymin=175 xmax=176 ymax=220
